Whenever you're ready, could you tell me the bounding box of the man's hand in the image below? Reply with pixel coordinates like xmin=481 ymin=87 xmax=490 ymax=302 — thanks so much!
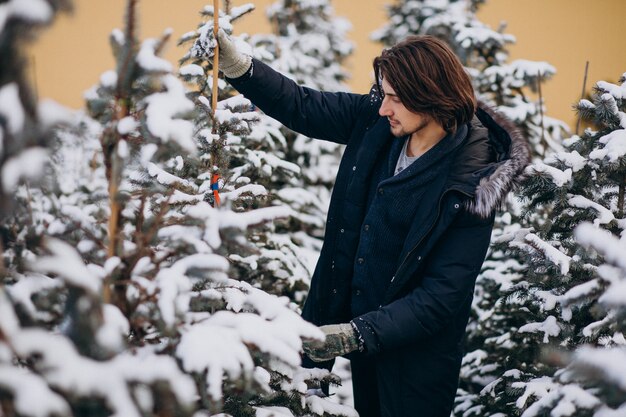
xmin=216 ymin=29 xmax=252 ymax=79
xmin=303 ymin=323 xmax=360 ymax=362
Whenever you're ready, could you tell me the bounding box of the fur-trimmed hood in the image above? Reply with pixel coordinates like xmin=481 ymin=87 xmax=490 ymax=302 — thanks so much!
xmin=449 ymin=101 xmax=531 ymax=218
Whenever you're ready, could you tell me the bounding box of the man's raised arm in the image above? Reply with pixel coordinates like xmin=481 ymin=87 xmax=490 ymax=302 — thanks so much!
xmin=217 ymin=30 xmax=370 ymax=145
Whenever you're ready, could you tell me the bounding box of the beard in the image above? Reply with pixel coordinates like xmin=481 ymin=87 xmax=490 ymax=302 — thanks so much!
xmin=388 ymin=116 xmax=431 ymax=138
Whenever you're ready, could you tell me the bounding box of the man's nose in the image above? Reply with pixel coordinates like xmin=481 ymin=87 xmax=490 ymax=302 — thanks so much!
xmin=379 ymin=100 xmax=391 ymax=117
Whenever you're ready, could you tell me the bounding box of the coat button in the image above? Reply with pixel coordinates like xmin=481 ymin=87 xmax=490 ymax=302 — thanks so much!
xmin=340 ymin=228 xmax=345 ymax=233
xmin=355 ymin=289 xmax=361 ymax=296
xmin=454 ymin=203 xmax=460 ymax=209
xmin=352 ymin=165 xmax=357 ymax=171
xmin=378 ymin=188 xmax=384 ymax=195
xmin=357 ymin=258 xmax=364 ymax=264
xmin=364 ymin=224 xmax=370 ymax=231
xmin=417 ymin=256 xmax=422 ymax=261
xmin=332 ymin=288 xmax=337 ymax=294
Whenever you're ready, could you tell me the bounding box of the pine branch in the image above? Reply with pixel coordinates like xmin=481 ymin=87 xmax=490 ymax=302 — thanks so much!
xmin=537 ymin=70 xmax=546 ymax=154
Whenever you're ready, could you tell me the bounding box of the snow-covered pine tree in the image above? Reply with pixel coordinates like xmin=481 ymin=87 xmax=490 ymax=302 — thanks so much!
xmin=0 ymin=0 xmax=72 ymax=239
xmin=454 ymin=73 xmax=626 ymax=417
xmin=0 ymin=0 xmax=358 ymax=415
xmin=179 ymin=3 xmax=316 ymax=304
xmin=260 ymin=0 xmax=358 ymax=407
xmin=251 ymin=0 xmax=353 ymax=250
xmin=178 ymin=3 xmax=357 ymax=416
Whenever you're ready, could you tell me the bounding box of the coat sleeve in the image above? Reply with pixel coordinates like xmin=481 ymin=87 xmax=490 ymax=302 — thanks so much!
xmin=226 ymin=58 xmax=370 ymax=145
xmin=352 ymin=209 xmax=494 ymax=355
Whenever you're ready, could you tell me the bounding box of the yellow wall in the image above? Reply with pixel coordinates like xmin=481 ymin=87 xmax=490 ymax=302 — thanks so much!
xmin=30 ymin=0 xmax=626 ymax=129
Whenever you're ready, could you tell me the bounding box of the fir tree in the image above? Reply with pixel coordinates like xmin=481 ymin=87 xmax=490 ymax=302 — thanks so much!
xmin=176 ymin=3 xmax=358 ymax=416
xmin=453 ymin=73 xmax=626 ymax=417
xmin=0 ymin=1 xmax=360 ymax=415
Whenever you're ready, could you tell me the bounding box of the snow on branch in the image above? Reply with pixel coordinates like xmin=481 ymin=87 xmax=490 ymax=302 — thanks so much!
xmin=31 ymin=238 xmax=101 ymax=295
xmin=1 ymin=147 xmax=49 ymax=193
xmin=156 ymin=254 xmax=230 ymax=327
xmin=137 ymin=38 xmax=173 ymax=73
xmin=509 ymin=231 xmax=571 ymax=275
xmin=568 ymin=195 xmax=615 ymax=226
xmin=143 ymin=74 xmax=196 ymax=153
xmin=589 ymin=129 xmax=626 ymax=162
xmin=10 ymin=328 xmax=196 ymax=417
xmin=0 ymin=0 xmax=53 ymax=33
xmin=517 ymin=380 xmax=600 ymax=417
xmin=575 ymin=223 xmax=626 ymax=271
xmin=570 ymin=346 xmax=626 ymax=393
xmin=518 ymin=315 xmax=561 ymax=343
xmin=185 ymin=202 xmax=293 ymax=249
xmin=544 ymin=151 xmax=586 ymax=173
xmin=0 ymin=365 xmax=71 ymax=417
xmin=527 ymin=161 xmax=572 ymax=187
xmin=178 ymin=279 xmax=323 ymax=400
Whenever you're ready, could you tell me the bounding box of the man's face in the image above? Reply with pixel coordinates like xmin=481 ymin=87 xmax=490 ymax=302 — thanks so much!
xmin=378 ymin=77 xmax=430 ymax=138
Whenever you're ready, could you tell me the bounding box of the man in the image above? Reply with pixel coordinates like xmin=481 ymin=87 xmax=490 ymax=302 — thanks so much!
xmin=217 ymin=31 xmax=530 ymax=417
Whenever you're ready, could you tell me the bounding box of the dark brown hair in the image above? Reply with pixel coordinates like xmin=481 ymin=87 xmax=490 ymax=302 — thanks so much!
xmin=374 ymin=35 xmax=476 ymax=132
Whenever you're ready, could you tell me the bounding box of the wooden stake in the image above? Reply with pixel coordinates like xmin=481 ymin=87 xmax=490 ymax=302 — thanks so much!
xmin=212 ymin=0 xmax=220 ymax=113
xmin=537 ymin=70 xmax=545 ymax=154
xmin=576 ymin=61 xmax=590 ymax=136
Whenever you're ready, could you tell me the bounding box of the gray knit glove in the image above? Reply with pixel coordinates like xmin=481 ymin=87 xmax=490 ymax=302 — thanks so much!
xmin=216 ymin=29 xmax=252 ymax=79
xmin=303 ymin=323 xmax=360 ymax=362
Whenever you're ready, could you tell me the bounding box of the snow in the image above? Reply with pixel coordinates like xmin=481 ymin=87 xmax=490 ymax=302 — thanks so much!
xmin=559 ymin=278 xmax=600 ymax=308
xmin=0 ymin=365 xmax=71 ymax=417
xmin=544 ymin=151 xmax=586 ymax=173
xmin=512 ymin=376 xmax=555 ymax=409
xmin=177 ymin=318 xmax=255 ymax=399
xmin=137 ymin=38 xmax=173 ymax=72
xmin=0 ymin=0 xmax=52 ymax=33
xmin=147 ymin=162 xmax=197 ymax=190
xmin=31 ymin=238 xmax=101 ymax=295
xmin=255 ymin=407 xmax=295 ymax=417
xmin=10 ymin=328 xmax=196 ymax=417
xmin=519 ymin=383 xmax=600 ymax=417
xmin=597 ymin=80 xmax=626 ymax=100
xmin=221 ymin=183 xmax=268 ymax=200
xmin=0 ymin=289 xmax=20 ymax=337
xmin=306 ymin=395 xmax=359 ymax=417
xmin=518 ymin=315 xmax=561 ymax=343
xmin=568 ymin=195 xmax=614 ymax=226
xmin=575 ymin=223 xmax=626 ymax=271
xmin=96 ymin=304 xmax=130 ymax=352
xmin=179 ymin=64 xmax=204 ymax=77
xmin=529 ymin=161 xmax=572 ymax=187
xmin=117 ymin=116 xmax=138 ymax=135
xmin=523 ymin=233 xmax=571 ymax=275
xmin=100 ymin=70 xmax=118 ymax=88
xmin=2 ymin=147 xmax=49 ymax=192
xmin=510 ymin=59 xmax=556 ymax=78
xmin=6 ymin=273 xmax=62 ymax=322
xmin=38 ymin=98 xmax=78 ymax=129
xmin=143 ymin=74 xmax=196 ymax=153
xmin=589 ymin=129 xmax=626 ymax=162
xmin=0 ymin=83 xmax=24 ymax=133
xmin=155 ymin=254 xmax=229 ymax=327
xmin=572 ymin=346 xmax=626 ymax=391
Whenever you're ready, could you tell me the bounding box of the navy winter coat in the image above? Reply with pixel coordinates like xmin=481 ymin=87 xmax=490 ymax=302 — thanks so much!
xmin=228 ymin=59 xmax=530 ymax=417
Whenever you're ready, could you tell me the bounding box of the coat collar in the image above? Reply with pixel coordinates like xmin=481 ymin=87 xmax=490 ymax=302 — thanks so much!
xmin=450 ymin=101 xmax=531 ymax=218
